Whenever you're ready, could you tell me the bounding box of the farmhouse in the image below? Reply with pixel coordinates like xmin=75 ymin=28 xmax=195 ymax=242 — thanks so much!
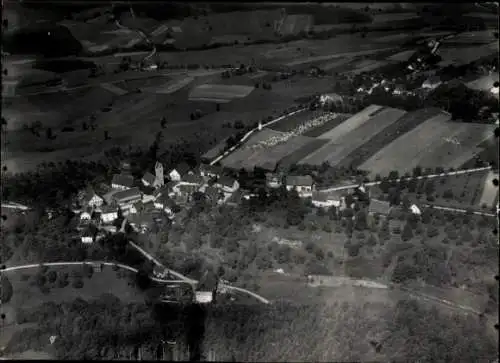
xmin=169 ymin=162 xmax=192 ymax=181
xmin=368 ymin=199 xmax=391 ymax=216
xmin=81 ymin=187 xmax=104 ymax=208
xmin=214 ymin=175 xmax=240 ymax=194
xmin=111 ymin=173 xmax=134 ymax=190
xmin=141 ymin=172 xmax=156 ymax=187
xmin=196 ymin=269 xmax=218 ymax=304
xmin=80 ymin=207 xmax=92 ymax=221
xmin=199 ymin=164 xmax=222 ymax=179
xmin=81 ymin=226 xmax=97 ymax=244
xmin=286 ymin=175 xmax=314 ymax=194
xmin=311 ymin=191 xmax=343 ymax=209
xmin=100 ymin=205 xmax=118 ymax=224
xmin=266 ymin=173 xmax=283 ymax=189
xmin=113 ymin=187 xmax=142 ymax=211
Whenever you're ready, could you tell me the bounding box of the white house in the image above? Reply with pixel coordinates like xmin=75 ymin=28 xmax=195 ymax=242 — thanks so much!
xmin=215 ymin=175 xmax=240 ymax=194
xmin=410 ymin=204 xmax=421 ymax=215
xmin=199 ymin=164 xmax=222 ymax=179
xmin=266 ymin=173 xmax=282 ymax=189
xmin=311 ymin=191 xmax=343 ymax=209
xmin=168 ymin=162 xmax=192 ymax=182
xmin=285 ymin=175 xmax=314 ymax=195
xmin=111 ymin=174 xmax=134 ymax=190
xmin=100 ymin=206 xmax=118 ymax=224
xmin=195 ymin=291 xmax=213 ymax=304
xmin=112 ymin=187 xmax=142 ymax=211
xmin=422 ymin=76 xmax=442 ymax=90
xmin=80 ymin=207 xmax=92 ymax=221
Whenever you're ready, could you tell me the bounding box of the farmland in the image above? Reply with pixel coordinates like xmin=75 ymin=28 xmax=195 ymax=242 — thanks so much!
xmin=386 ymin=49 xmax=417 ymax=62
xmin=359 ymin=111 xmax=454 ymax=178
xmin=302 ymin=114 xmax=351 ymax=137
xmin=316 ymin=105 xmax=384 ymax=141
xmin=465 ymin=72 xmax=500 ymax=93
xmin=188 ymin=84 xmax=254 ymax=103
xmin=348 ymin=60 xmax=391 ymax=75
xmin=436 ymin=42 xmax=499 ymax=66
xmin=416 ymin=123 xmax=496 ymax=169
xmin=277 ymin=138 xmax=329 ymax=171
xmin=299 ymin=108 xmax=406 ymax=167
xmin=478 ymin=171 xmax=500 ymax=209
xmin=338 ymin=108 xmax=444 ymax=170
xmin=268 ymin=109 xmax=331 ymax=132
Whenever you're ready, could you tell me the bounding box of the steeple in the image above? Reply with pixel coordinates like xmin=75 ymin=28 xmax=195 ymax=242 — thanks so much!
xmin=154 ymin=161 xmax=164 ymax=187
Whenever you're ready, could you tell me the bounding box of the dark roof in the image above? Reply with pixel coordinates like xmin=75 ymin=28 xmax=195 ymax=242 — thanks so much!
xmin=369 ymin=199 xmax=391 ymax=215
xmin=200 ymin=164 xmax=222 ymax=174
xmin=142 ymin=172 xmax=156 ymax=185
xmin=113 ymin=187 xmax=142 ymax=202
xmin=183 ymin=173 xmax=203 ymax=184
xmin=111 ymin=174 xmax=134 ymax=188
xmin=82 ymin=186 xmax=100 ymax=203
xmin=197 ymin=270 xmax=218 ymax=292
xmin=177 ymin=184 xmax=197 ymax=193
xmin=139 ymin=184 xmax=155 ymax=195
xmin=172 ymin=162 xmax=191 ymax=176
xmin=217 ymin=175 xmax=237 ymax=188
xmin=286 ymin=175 xmax=314 ymax=187
xmin=100 ymin=205 xmax=117 ymax=214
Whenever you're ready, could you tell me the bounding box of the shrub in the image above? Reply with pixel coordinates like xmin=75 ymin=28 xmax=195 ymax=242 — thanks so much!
xmin=0 ymin=275 xmax=13 ymax=303
xmin=322 ymin=223 xmax=332 ymax=233
xmin=72 ymin=278 xmax=84 ymax=289
xmin=83 ymin=264 xmax=94 ymax=279
xmin=47 ymin=270 xmax=57 ymax=283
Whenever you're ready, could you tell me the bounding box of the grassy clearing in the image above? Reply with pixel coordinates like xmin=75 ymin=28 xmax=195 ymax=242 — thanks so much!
xmin=478 ymin=171 xmax=499 ymax=208
xmin=359 ymin=111 xmax=452 ymax=178
xmin=300 ymin=108 xmax=407 ymax=167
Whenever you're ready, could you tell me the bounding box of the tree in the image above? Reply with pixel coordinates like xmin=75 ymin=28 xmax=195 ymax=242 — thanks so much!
xmin=72 ymin=278 xmax=84 ymax=289
xmin=46 ymin=127 xmax=53 ymax=139
xmin=0 ymin=275 xmax=13 ymax=303
xmin=160 ymin=117 xmax=167 ymax=129
xmin=216 ymin=104 xmax=221 ymax=112
xmin=401 ymin=223 xmax=413 ymax=241
xmin=47 ymin=270 xmax=58 ymax=283
xmin=104 ymin=130 xmax=110 ymax=140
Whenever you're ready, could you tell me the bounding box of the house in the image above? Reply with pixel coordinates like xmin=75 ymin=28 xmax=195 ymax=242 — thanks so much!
xmin=141 ymin=172 xmax=156 ymax=187
xmin=154 ymin=193 xmax=177 ymax=214
xmin=285 ymin=175 xmax=314 ymax=194
xmin=368 ymin=199 xmax=392 ymax=216
xmin=168 ymin=162 xmax=192 ymax=181
xmin=174 ymin=183 xmax=198 ymax=197
xmin=214 ymin=175 xmax=240 ymax=194
xmin=182 ymin=173 xmax=204 ymax=186
xmin=195 ymin=269 xmax=218 ymax=304
xmin=111 ymin=173 xmax=134 ymax=190
xmin=81 ymin=187 xmax=104 ymax=208
xmin=81 ymin=226 xmax=96 ymax=244
xmin=129 ymin=213 xmax=155 ymax=233
xmin=422 ymin=76 xmax=442 ymax=90
xmin=112 ymin=187 xmax=142 ymax=210
xmin=139 ymin=184 xmax=156 ymax=203
xmin=319 ymin=93 xmax=343 ymax=107
xmin=102 ymin=225 xmax=117 ymax=233
xmin=100 ymin=205 xmax=118 ymax=224
xmin=266 ymin=173 xmax=283 ymax=189
xmin=311 ymin=191 xmax=343 ymax=209
xmin=392 ymin=84 xmax=406 ymax=96
xmin=80 ymin=207 xmax=93 ymax=221
xmin=410 ymin=204 xmax=421 ymax=215
xmin=199 ymin=164 xmax=222 ymax=179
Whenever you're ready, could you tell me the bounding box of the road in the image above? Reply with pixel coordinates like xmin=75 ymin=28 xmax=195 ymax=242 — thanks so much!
xmin=209 ymin=108 xmax=308 ymax=166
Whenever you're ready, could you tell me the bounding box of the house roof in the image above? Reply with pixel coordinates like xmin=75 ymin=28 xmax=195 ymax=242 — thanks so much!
xmin=217 ymin=175 xmax=237 ymax=188
xmin=171 ymin=162 xmax=191 ymax=176
xmin=113 ymin=187 xmax=142 ymax=202
xmin=139 ymin=184 xmax=155 ymax=195
xmin=183 ymin=173 xmax=203 ymax=184
xmin=82 ymin=186 xmax=101 ymax=203
xmin=177 ymin=184 xmax=197 ymax=193
xmin=369 ymin=199 xmax=391 ymax=215
xmin=286 ymin=175 xmax=314 ymax=187
xmin=100 ymin=205 xmax=117 ymax=214
xmin=423 ymin=76 xmax=441 ymax=86
xmin=153 ymin=185 xmax=170 ymax=198
xmin=111 ymin=173 xmax=134 ymax=188
xmin=200 ymin=164 xmax=222 ymax=175
xmin=142 ymin=172 xmax=156 ymax=185
xmin=82 ymin=226 xmax=97 ymax=238
xmin=312 ymin=191 xmax=344 ymax=202
xmin=197 ymin=270 xmax=218 ymax=292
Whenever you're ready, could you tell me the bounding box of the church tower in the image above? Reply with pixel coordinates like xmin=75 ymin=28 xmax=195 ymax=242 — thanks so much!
xmin=154 ymin=161 xmax=164 ymax=187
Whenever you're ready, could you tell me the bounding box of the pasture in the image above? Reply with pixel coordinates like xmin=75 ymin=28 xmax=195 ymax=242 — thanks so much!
xmin=348 ymin=60 xmax=391 ymax=75
xmin=465 ymin=72 xmax=500 ymax=93
xmin=386 ymin=49 xmax=417 ymax=62
xmin=338 ymin=108 xmax=443 ymax=170
xmin=441 ymin=30 xmax=498 ymax=45
xmin=478 ymin=171 xmax=499 ymax=208
xmin=371 ymin=12 xmax=419 ymax=23
xmin=188 ymin=84 xmax=254 ymax=103
xmin=359 ymin=111 xmax=453 ymax=178
xmin=298 ymin=108 xmax=407 ymax=167
xmin=416 ymin=123 xmax=496 ymax=169
xmin=436 ymin=42 xmax=499 ymax=66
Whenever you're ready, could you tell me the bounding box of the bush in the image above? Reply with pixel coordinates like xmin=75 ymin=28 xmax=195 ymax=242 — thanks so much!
xmin=72 ymin=278 xmax=84 ymax=289
xmin=1 ymin=275 xmax=13 ymax=303
xmin=47 ymin=270 xmax=57 ymax=283
xmin=83 ymin=264 xmax=94 ymax=279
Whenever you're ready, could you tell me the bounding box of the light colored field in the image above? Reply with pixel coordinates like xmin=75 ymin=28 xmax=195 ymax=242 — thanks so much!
xmin=416 ymin=123 xmax=496 ymax=169
xmin=441 ymin=30 xmax=498 ymax=44
xmin=100 ymin=82 xmax=128 ymax=96
xmin=285 ymin=47 xmax=395 ymax=67
xmin=142 ymin=76 xmax=194 ymax=94
xmin=371 ymin=12 xmax=419 ymax=23
xmin=466 ymin=72 xmax=499 ymax=92
xmin=386 ymin=49 xmax=417 ymax=62
xmin=189 ymin=84 xmax=254 ymax=102
xmin=349 ymin=60 xmax=390 ymax=75
xmin=360 ymin=111 xmax=453 ymax=177
xmin=316 ymin=104 xmax=384 ymax=141
xmin=299 ymin=108 xmax=406 ymax=166
xmin=479 ymin=171 xmax=499 ymax=208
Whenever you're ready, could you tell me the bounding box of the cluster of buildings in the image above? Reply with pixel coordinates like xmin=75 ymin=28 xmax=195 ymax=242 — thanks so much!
xmin=73 ymin=161 xmax=241 ymax=243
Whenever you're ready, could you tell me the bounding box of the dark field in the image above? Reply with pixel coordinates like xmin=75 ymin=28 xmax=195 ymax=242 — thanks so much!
xmin=303 ymin=114 xmax=351 ymax=137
